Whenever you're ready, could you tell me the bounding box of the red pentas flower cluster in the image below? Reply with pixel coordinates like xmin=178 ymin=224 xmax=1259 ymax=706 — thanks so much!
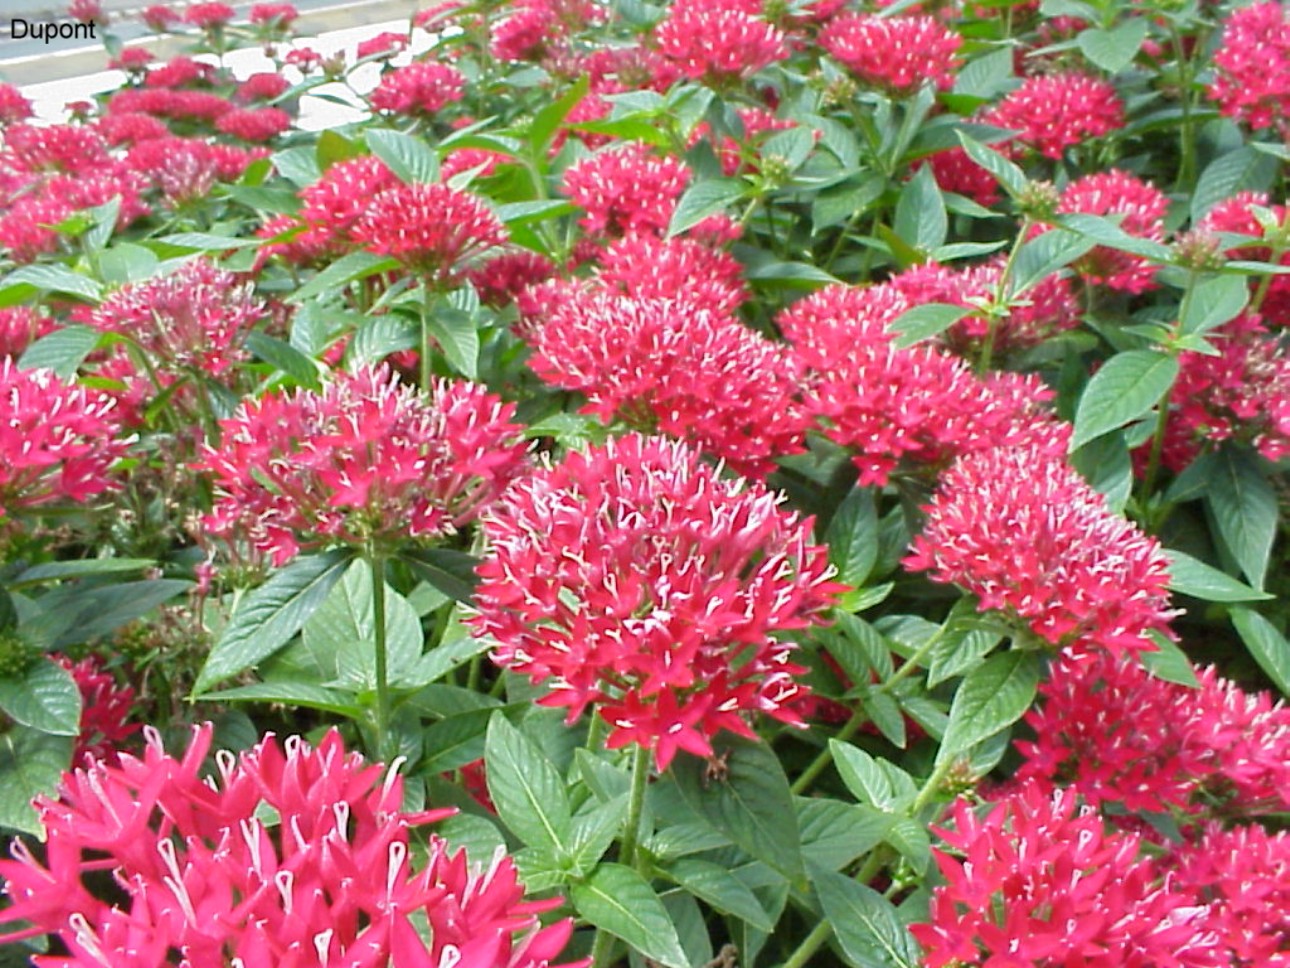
xmin=0 ymin=725 xmax=582 ymax=968
xmin=914 ymin=781 xmax=1223 ymax=967
xmin=1018 ymin=650 xmax=1290 ymax=817
xmin=654 ymin=0 xmax=787 ymax=86
xmin=56 ymin=655 xmax=140 ymax=769
xmin=1196 ymin=191 xmax=1290 ymax=323
xmin=820 ymin=14 xmax=962 ymax=96
xmin=198 ymin=365 xmax=527 ymax=565
xmin=780 ymin=283 xmax=1069 ymax=485
xmin=526 ymin=287 xmax=807 ymax=477
xmin=0 ymin=361 xmax=129 ymax=522
xmin=368 ymin=62 xmax=466 ymax=118
xmin=984 ymin=72 xmax=1125 ymax=159
xmin=905 ymin=441 xmax=1176 ymax=656
xmin=595 ymin=233 xmax=747 ymax=316
xmin=561 ymin=143 xmax=691 ymax=238
xmin=471 ymin=434 xmax=841 ymax=770
xmin=1208 ymin=1 xmax=1290 ymax=140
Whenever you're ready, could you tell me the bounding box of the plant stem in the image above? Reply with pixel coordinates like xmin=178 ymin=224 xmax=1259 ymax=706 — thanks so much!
xmin=420 ymin=282 xmax=436 ymax=393
xmin=879 ymin=618 xmax=952 ymax=694
xmin=586 ymin=709 xmax=605 ymax=752
xmin=780 ymin=920 xmax=833 ymax=968
xmin=790 ymin=710 xmax=867 ymax=796
xmin=1141 ymin=271 xmax=1194 ymax=507
xmin=369 ymin=550 xmax=392 ymax=762
xmin=590 ymin=744 xmax=653 ymax=968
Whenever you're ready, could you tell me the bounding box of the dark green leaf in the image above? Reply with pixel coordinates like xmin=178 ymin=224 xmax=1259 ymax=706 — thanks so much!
xmin=0 ymin=728 xmax=72 ymax=834
xmin=2 ymin=265 xmax=102 ymax=302
xmin=666 ymin=858 xmax=774 ymax=931
xmin=1070 ymin=350 xmax=1179 ymax=451
xmin=813 ymin=868 xmax=920 ymax=968
xmin=400 ymin=548 xmax=480 ymax=603
xmin=956 ymin=132 xmax=1027 ymax=198
xmin=1139 ymin=635 xmax=1199 ymax=688
xmin=1165 ymin=549 xmax=1271 ymax=602
xmin=893 ymin=165 xmax=947 ymax=253
xmin=203 ymin=682 xmax=364 ymax=717
xmin=0 ymin=659 xmax=81 ymax=735
xmin=194 ymin=550 xmax=351 ymax=694
xmin=245 ymin=332 xmax=322 ymax=389
xmin=288 ymin=251 xmax=400 ymax=304
xmin=1009 ymin=230 xmax=1097 ymax=297
xmin=157 ymin=233 xmax=262 ymax=251
xmin=1207 ymin=448 xmax=1278 ymax=590
xmin=1181 ymin=273 xmax=1250 ymax=336
xmin=571 ymin=864 xmax=688 ymax=968
xmin=1076 ymin=20 xmax=1147 ymax=73
xmin=798 ymin=799 xmax=890 ymax=871
xmin=484 ymin=713 xmax=571 ymax=852
xmin=1231 ymin=607 xmax=1290 ymax=697
xmin=529 ymin=75 xmax=590 ymax=152
xmin=426 ymin=305 xmax=480 ymax=379
xmin=668 ymin=179 xmax=746 ymax=237
xmin=12 ymin=557 xmax=154 ymax=587
xmin=827 ymin=487 xmax=879 ymax=587
xmin=97 ymin=243 xmax=159 ymax=285
xmin=830 ymin=741 xmax=915 ymax=813
xmin=1192 ymin=146 xmax=1280 ymax=221
xmin=346 ymin=313 xmax=419 ymax=367
xmin=367 ymin=129 xmax=439 ymax=184
xmin=937 ymin=651 xmax=1040 ymax=765
xmin=890 ymin=303 xmax=972 ymax=348
xmin=954 ymin=48 xmax=1014 ymax=100
xmin=17 ymin=326 xmax=100 ymax=378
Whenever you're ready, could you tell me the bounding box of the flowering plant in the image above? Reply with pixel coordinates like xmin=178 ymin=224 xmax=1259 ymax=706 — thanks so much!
xmin=0 ymin=0 xmax=1288 ymax=965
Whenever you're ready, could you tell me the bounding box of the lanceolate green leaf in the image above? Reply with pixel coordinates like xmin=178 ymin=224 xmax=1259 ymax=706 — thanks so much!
xmin=937 ymin=651 xmax=1040 ymax=765
xmin=1231 ymin=607 xmax=1290 ymax=697
xmin=484 ymin=713 xmax=572 ymax=853
xmin=571 ymin=864 xmax=689 ymax=968
xmin=1207 ymin=448 xmax=1278 ymax=590
xmin=827 ymin=487 xmax=879 ymax=588
xmin=0 ymin=659 xmax=81 ymax=735
xmin=0 ymin=728 xmax=73 ymax=834
xmin=195 ymin=550 xmax=352 ymax=694
xmin=1070 ymin=350 xmax=1179 ymax=451
xmin=665 ymin=858 xmax=774 ymax=931
xmin=366 ymin=129 xmax=439 ymax=184
xmin=1165 ymin=549 xmax=1271 ymax=603
xmin=813 ymin=867 xmax=920 ymax=968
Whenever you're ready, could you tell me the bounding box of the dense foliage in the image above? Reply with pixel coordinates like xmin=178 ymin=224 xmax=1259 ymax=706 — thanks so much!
xmin=0 ymin=0 xmax=1288 ymax=964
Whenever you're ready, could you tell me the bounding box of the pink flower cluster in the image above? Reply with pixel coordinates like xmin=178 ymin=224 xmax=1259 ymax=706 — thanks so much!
xmin=198 ymin=366 xmax=527 ymax=564
xmin=820 ymin=14 xmax=962 ymax=96
xmin=561 ymin=143 xmax=691 ymax=238
xmin=984 ymin=72 xmax=1125 ymax=160
xmin=527 ymin=286 xmax=807 ymax=478
xmin=0 ymin=361 xmax=128 ymax=521
xmin=368 ymin=62 xmax=466 ymax=118
xmin=654 ymin=0 xmax=787 ymax=86
xmin=905 ymin=441 xmax=1176 ymax=656
xmin=1208 ymin=1 xmax=1290 ymax=139
xmin=0 ymin=726 xmax=582 ymax=968
xmin=472 ymin=434 xmax=840 ymax=770
xmin=57 ymin=655 xmax=140 ymax=769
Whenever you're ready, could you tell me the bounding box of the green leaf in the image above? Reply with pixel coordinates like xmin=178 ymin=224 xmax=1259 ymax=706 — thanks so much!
xmin=0 ymin=659 xmax=81 ymax=735
xmin=11 ymin=558 xmax=156 ymax=587
xmin=484 ymin=713 xmax=571 ymax=853
xmin=572 ymin=864 xmax=688 ymax=968
xmin=288 ymin=251 xmax=400 ymax=304
xmin=97 ymin=243 xmax=159 ymax=285
xmin=954 ymin=48 xmax=1014 ymax=100
xmin=400 ymin=548 xmax=480 ymax=603
xmin=830 ymin=741 xmax=915 ymax=813
xmin=402 ymin=633 xmax=490 ymax=691
xmin=203 ymin=682 xmax=364 ymax=717
xmin=827 ymin=487 xmax=879 ymax=588
xmin=1139 ymin=635 xmax=1199 ymax=688
xmin=1009 ymin=229 xmax=1097 ymax=297
xmin=1207 ymin=448 xmax=1278 ymax=590
xmin=16 ymin=325 xmax=100 ymax=379
xmin=1070 ymin=350 xmax=1179 ymax=451
xmin=937 ymin=651 xmax=1039 ymax=765
xmin=421 ymin=707 xmax=496 ymax=774
xmin=673 ymin=736 xmax=804 ymax=882
xmin=345 ymin=313 xmax=419 ymax=367
xmin=1 ymin=264 xmax=102 ymax=302
xmin=1076 ymin=19 xmax=1147 ymax=73
xmin=1165 ymin=549 xmax=1271 ymax=602
xmin=366 ymin=129 xmax=439 ymax=184
xmin=813 ymin=868 xmax=920 ymax=968
xmin=529 ymin=74 xmax=590 ymax=153
xmin=316 ymin=130 xmax=364 ymax=170
xmin=25 ymin=579 xmax=191 ymax=650
xmin=245 ymin=332 xmax=322 ymax=389
xmin=665 ymin=858 xmax=773 ymax=931
xmin=156 ymin=232 xmax=261 ymax=251
xmin=798 ymin=799 xmax=890 ymax=871
xmin=568 ymin=795 xmax=627 ymax=872
xmin=893 ymin=165 xmax=947 ymax=253
xmin=1180 ymin=273 xmax=1250 ymax=336
xmin=668 ymin=179 xmax=746 ymax=237
xmin=194 ymin=550 xmax=352 ymax=694
xmin=0 ymin=728 xmax=72 ymax=834
xmin=1192 ymin=146 xmax=1280 ymax=221
xmin=426 ymin=305 xmax=480 ymax=379
xmin=1060 ymin=214 xmax=1173 ymax=262
xmin=1231 ymin=607 xmax=1290 ymax=697
xmin=889 ymin=303 xmax=972 ymax=348
xmin=956 ymin=132 xmax=1027 ymax=198
xmin=302 ymin=559 xmax=423 ymax=691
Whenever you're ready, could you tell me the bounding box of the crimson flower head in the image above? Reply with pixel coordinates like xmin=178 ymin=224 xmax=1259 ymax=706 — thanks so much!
xmin=914 ymin=781 xmax=1222 ymax=967
xmin=655 ymin=0 xmax=787 ymax=86
xmin=1208 ymin=1 xmax=1290 ymax=139
xmin=198 ymin=365 xmax=528 ymax=565
xmin=984 ymin=72 xmax=1125 ymax=159
xmin=215 ymin=106 xmax=292 ymax=142
xmin=56 ymin=655 xmax=140 ymax=769
xmin=561 ymin=143 xmax=691 ymax=238
xmin=248 ymin=1 xmax=297 ymax=27
xmin=1047 ymin=169 xmax=1168 ymax=293
xmin=351 ymin=182 xmax=507 ymax=283
xmin=0 ymin=725 xmax=584 ymax=968
xmin=298 ymin=155 xmax=399 ymax=249
xmin=183 ymin=1 xmax=235 ymax=28
xmin=0 ymin=83 xmax=34 ymax=125
xmin=368 ymin=62 xmax=465 ymax=118
xmin=471 ymin=433 xmax=841 ymax=770
xmin=905 ymin=442 xmax=1177 ymax=657
xmin=527 ymin=288 xmax=808 ymax=478
xmin=140 ymin=4 xmax=180 ymax=30
xmin=0 ymin=360 xmax=128 ymax=522
xmin=821 ymin=14 xmax=961 ymax=96
xmin=595 ymin=233 xmax=747 ymax=316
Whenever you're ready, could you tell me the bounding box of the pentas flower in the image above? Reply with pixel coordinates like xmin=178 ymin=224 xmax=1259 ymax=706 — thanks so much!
xmin=235 ymin=71 xmax=291 ymax=103
xmin=108 ymin=47 xmax=156 ymax=73
xmin=820 ymin=14 xmax=961 ymax=96
xmin=1018 ymin=650 xmax=1290 ymax=817
xmin=781 ymin=284 xmax=1069 ymax=485
xmin=298 ymin=155 xmax=399 ymax=249
xmin=467 ymin=250 xmax=556 ymax=308
xmin=127 ymin=136 xmax=253 ymax=204
xmin=355 ymin=30 xmax=408 ymax=59
xmin=0 ymin=360 xmax=128 ymax=520
xmin=0 ymin=83 xmax=34 ymax=125
xmin=492 ymin=5 xmax=559 ymax=62
xmin=905 ymin=442 xmax=1176 ymax=656
xmin=1171 ymin=824 xmax=1290 ymax=966
xmin=0 ymin=197 xmax=72 ymax=263
xmin=141 ymin=3 xmax=180 ymax=30
xmin=0 ymin=306 xmax=51 ymax=358
xmin=984 ymin=72 xmax=1125 ymax=159
xmin=184 ymin=1 xmax=235 ymax=29
xmin=561 ymin=143 xmax=690 ymax=237
xmin=595 ymin=233 xmax=747 ymax=316
xmin=1156 ymin=311 xmax=1290 ymax=470
xmin=1037 ymin=169 xmax=1168 ymax=293
xmin=198 ymin=365 xmax=527 ymax=565
xmin=214 ymin=106 xmax=292 ymax=142
xmin=106 ymin=87 xmax=233 ymax=123
xmin=913 ymin=781 xmax=1222 ymax=967
xmin=654 ymin=0 xmax=788 ymax=86
xmin=351 ymin=182 xmax=507 ymax=283
xmin=368 ymin=62 xmax=466 ymax=118
xmin=1208 ymin=1 xmax=1290 ymax=139
xmin=56 ymin=655 xmax=140 ymax=769
xmin=471 ymin=433 xmax=841 ymax=770
xmin=88 ymin=258 xmax=263 ymax=378
xmin=3 ymin=123 xmax=111 ymax=175
xmin=248 ymin=2 xmax=297 ymax=27
xmin=0 ymin=725 xmax=584 ymax=968
xmin=144 ymin=55 xmax=216 ymax=88
xmin=527 ymin=289 xmax=808 ymax=477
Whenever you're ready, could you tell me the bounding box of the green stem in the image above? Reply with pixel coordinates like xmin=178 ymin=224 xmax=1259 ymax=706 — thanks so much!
xmin=1141 ymin=272 xmax=1195 ymax=506
xmin=1252 ymin=240 xmax=1288 ymax=313
xmin=586 ymin=709 xmax=606 ymax=752
xmin=590 ymin=744 xmax=653 ymax=968
xmin=369 ymin=550 xmax=392 ymax=762
xmin=980 ymin=217 xmax=1033 ymax=374
xmin=589 ymin=930 xmax=617 ymax=968
xmin=790 ymin=710 xmax=867 ymax=796
xmin=1170 ymin=27 xmax=1198 ymax=192
xmin=420 ymin=284 xmax=434 ymax=393
xmin=780 ymin=920 xmax=833 ymax=968
xmin=879 ymin=618 xmax=953 ymax=694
